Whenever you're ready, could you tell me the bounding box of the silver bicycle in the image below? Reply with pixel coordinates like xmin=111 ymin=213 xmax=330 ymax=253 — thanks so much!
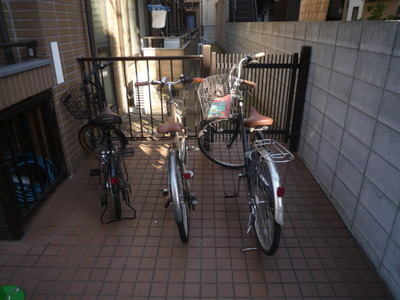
xmin=135 ymin=75 xmax=201 ymax=243
xmin=197 ymin=53 xmax=294 ymax=255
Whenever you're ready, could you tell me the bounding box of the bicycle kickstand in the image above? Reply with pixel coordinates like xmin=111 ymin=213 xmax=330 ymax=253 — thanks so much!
xmin=153 ymin=188 xmax=169 ymax=224
xmin=241 ymin=213 xmax=259 ymax=252
xmin=224 ymin=173 xmax=244 ymax=198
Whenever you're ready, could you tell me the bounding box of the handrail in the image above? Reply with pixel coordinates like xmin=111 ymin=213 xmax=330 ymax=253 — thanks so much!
xmin=77 ymin=55 xmax=202 ymax=62
xmin=142 ymin=28 xmax=199 ymax=48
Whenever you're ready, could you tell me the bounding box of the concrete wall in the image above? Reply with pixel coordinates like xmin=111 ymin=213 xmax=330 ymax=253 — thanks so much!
xmin=215 ymin=17 xmax=400 ymax=299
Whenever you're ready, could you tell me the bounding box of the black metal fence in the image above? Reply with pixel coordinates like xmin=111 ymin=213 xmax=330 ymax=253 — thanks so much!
xmin=77 ymin=46 xmax=310 ymax=151
xmin=77 ymin=55 xmax=203 ymax=138
xmin=213 ymin=46 xmax=311 ymax=150
xmin=0 ymin=90 xmax=66 ymax=239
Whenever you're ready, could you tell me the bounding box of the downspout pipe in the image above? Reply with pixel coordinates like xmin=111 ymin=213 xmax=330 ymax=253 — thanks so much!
xmin=84 ymin=0 xmax=98 ymax=57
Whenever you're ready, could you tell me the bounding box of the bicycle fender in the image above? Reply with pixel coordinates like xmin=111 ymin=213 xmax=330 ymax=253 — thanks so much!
xmin=167 ymin=148 xmax=184 ymax=224
xmin=265 ymin=160 xmax=284 ymax=225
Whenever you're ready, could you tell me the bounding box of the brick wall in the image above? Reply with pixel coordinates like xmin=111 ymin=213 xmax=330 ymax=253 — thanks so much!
xmin=1 ymin=0 xmax=92 ymax=173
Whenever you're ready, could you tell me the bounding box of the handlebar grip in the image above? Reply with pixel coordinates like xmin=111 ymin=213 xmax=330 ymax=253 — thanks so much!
xmin=180 ymin=76 xmax=203 ymax=83
xmin=254 ymin=52 xmax=265 ymax=58
xmin=192 ymin=77 xmax=203 ymax=83
xmin=242 ymin=80 xmax=257 ymax=88
xmin=135 ymin=81 xmax=150 ymax=87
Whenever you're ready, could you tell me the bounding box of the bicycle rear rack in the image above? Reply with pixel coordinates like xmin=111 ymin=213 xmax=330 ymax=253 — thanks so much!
xmin=253 ymin=139 xmax=294 ymax=163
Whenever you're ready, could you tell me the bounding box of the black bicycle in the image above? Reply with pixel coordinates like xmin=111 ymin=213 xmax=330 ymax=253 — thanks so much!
xmin=61 ymin=62 xmax=136 ymax=224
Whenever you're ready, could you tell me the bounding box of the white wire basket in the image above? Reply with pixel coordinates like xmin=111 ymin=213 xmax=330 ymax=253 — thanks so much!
xmin=197 ymin=74 xmax=236 ymax=118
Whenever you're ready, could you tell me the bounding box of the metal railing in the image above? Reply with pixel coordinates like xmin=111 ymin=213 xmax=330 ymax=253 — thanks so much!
xmin=76 ymin=46 xmax=310 ymax=150
xmin=0 ymin=90 xmax=66 ymax=238
xmin=141 ymin=28 xmax=200 ymax=48
xmin=77 ymin=55 xmax=203 ymax=139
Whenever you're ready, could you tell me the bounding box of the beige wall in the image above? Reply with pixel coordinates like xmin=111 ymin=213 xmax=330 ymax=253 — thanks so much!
xmin=298 ymin=0 xmax=330 ymax=21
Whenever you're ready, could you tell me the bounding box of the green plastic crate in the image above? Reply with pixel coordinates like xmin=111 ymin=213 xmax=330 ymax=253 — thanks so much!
xmin=0 ymin=285 xmax=25 ymax=300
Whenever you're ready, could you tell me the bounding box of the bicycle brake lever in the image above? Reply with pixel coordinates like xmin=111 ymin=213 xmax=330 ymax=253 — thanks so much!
xmin=244 ymin=89 xmax=253 ymax=97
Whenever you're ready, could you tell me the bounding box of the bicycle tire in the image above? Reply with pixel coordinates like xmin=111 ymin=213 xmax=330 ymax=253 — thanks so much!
xmin=79 ymin=123 xmax=127 ymax=158
xmin=249 ymin=150 xmax=281 ymax=255
xmin=111 ymin=185 xmax=122 ymax=219
xmin=168 ymin=148 xmax=189 ymax=243
xmin=198 ymin=118 xmax=246 ymax=168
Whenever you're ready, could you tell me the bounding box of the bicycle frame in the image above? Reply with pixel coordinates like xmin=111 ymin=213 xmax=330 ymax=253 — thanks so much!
xmin=135 ymin=75 xmax=199 ymax=242
xmin=165 ymin=83 xmax=186 ymax=152
xmin=165 ymin=82 xmax=190 ymax=221
xmin=231 ymin=56 xmax=286 ymax=226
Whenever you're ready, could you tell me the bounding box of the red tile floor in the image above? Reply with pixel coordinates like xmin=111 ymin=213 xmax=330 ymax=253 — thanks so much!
xmin=0 ymin=139 xmax=394 ymax=299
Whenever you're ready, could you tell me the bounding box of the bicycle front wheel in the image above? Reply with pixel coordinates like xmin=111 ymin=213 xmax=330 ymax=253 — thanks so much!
xmin=79 ymin=123 xmax=127 ymax=158
xmin=198 ymin=118 xmax=245 ymax=168
xmin=168 ymin=148 xmax=189 ymax=243
xmin=249 ymin=151 xmax=281 ymax=255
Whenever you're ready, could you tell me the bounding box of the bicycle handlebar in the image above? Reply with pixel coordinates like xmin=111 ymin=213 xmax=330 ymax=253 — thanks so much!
xmin=230 ymin=52 xmax=265 ymax=89
xmin=83 ymin=61 xmax=114 ymax=83
xmin=244 ymin=52 xmax=265 ymax=63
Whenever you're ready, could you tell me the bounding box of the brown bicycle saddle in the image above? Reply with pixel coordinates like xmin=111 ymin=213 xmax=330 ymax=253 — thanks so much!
xmin=157 ymin=117 xmax=184 ymax=134
xmin=243 ymin=107 xmax=273 ymax=128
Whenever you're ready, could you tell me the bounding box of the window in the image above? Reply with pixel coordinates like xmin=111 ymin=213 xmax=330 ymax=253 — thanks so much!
xmin=351 ymin=6 xmax=359 ymax=20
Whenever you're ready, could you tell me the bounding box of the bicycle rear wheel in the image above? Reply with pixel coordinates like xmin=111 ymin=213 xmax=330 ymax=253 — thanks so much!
xmin=249 ymin=151 xmax=281 ymax=255
xmin=103 ymin=159 xmax=122 ymax=220
xmin=79 ymin=123 xmax=127 ymax=158
xmin=198 ymin=118 xmax=245 ymax=168
xmin=168 ymin=148 xmax=189 ymax=243
xmin=111 ymin=185 xmax=122 ymax=219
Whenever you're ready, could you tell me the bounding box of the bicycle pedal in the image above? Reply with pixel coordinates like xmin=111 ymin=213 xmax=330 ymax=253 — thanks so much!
xmin=89 ymin=169 xmax=101 ymax=176
xmin=161 ymin=188 xmax=169 ymax=196
xmin=190 ymin=195 xmax=198 ymax=210
xmin=224 ymin=192 xmax=238 ymax=198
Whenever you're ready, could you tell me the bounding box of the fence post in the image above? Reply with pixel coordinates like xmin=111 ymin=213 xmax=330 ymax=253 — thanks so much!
xmin=289 ymin=45 xmax=311 ymax=152
xmin=0 ymin=156 xmax=23 ymax=240
xmin=202 ymin=44 xmax=212 ymax=77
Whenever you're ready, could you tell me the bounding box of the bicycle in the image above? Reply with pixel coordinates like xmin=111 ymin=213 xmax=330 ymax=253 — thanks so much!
xmin=197 ymin=53 xmax=294 ymax=255
xmin=135 ymin=75 xmax=201 ymax=243
xmin=60 ymin=61 xmax=136 ymax=224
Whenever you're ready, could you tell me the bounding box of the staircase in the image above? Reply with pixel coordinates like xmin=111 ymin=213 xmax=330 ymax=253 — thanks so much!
xmin=231 ymin=0 xmax=257 ymax=22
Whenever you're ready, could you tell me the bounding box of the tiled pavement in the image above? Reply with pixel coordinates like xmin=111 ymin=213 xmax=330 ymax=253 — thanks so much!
xmin=0 ymin=139 xmax=394 ymax=299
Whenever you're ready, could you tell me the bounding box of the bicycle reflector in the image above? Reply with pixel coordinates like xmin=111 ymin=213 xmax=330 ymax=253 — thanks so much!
xmin=183 ymin=171 xmax=194 ymax=180
xmin=111 ymin=177 xmax=117 ymax=186
xmin=277 ymin=187 xmax=285 ymax=197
